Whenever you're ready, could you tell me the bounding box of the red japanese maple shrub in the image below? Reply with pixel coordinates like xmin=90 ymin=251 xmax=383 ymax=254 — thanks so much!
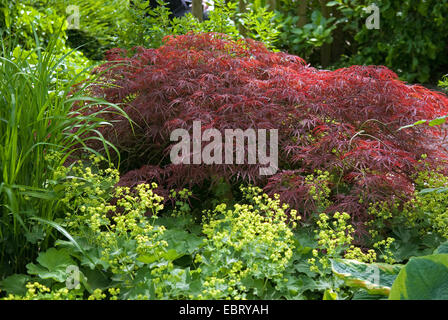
xmin=82 ymin=32 xmax=448 ymax=232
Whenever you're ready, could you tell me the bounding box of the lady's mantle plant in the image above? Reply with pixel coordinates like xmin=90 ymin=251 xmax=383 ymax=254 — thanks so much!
xmin=1 ymin=159 xmax=316 ymax=300
xmin=196 ymin=185 xmax=300 ymax=299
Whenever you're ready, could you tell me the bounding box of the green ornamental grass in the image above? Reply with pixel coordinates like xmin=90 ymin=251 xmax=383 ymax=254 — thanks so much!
xmin=0 ymin=31 xmax=129 ymax=276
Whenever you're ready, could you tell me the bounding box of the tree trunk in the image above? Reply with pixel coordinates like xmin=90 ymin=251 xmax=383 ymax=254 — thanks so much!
xmin=238 ymin=0 xmax=247 ymax=36
xmin=192 ymin=0 xmax=204 ymax=21
xmin=267 ymin=0 xmax=277 ymax=11
xmin=319 ymin=0 xmax=331 ymax=67
xmin=331 ymin=10 xmax=345 ymax=62
xmin=297 ymin=0 xmax=308 ymax=28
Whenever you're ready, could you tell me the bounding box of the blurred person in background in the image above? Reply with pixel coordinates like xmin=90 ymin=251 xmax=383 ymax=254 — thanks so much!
xmin=130 ymin=0 xmax=210 ymax=19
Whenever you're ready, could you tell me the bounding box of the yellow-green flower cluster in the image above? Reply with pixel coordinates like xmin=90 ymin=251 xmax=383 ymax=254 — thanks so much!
xmin=403 ymin=170 xmax=448 ymax=238
xmin=367 ymin=169 xmax=448 ymax=240
xmin=344 ymin=246 xmax=376 ymax=263
xmin=88 ymin=289 xmax=107 ymax=300
xmin=56 ymin=156 xmax=120 ymax=232
xmin=1 ymin=282 xmax=122 ymax=301
xmin=78 ymin=182 xmax=166 ymax=276
xmin=2 ymin=282 xmax=82 ymax=300
xmin=51 ymin=158 xmax=187 ymax=298
xmin=197 ymin=185 xmax=300 ymax=299
xmin=343 ymin=237 xmax=395 ymax=264
xmin=305 ymin=170 xmax=332 ymax=210
xmin=372 ymin=237 xmax=395 ymax=264
xmin=309 ymin=212 xmax=355 ymax=272
xmin=108 ymin=288 xmax=120 ymax=300
xmin=170 ymin=188 xmax=193 ymax=217
xmin=366 ymin=200 xmax=400 ymax=239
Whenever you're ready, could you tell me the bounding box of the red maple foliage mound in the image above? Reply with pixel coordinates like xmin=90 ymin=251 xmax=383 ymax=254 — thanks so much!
xmin=85 ymin=32 xmax=448 ymax=228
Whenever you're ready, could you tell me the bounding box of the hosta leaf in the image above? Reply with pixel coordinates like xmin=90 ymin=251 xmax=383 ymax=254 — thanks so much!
xmin=389 ymin=254 xmax=448 ymax=300
xmin=419 ymin=187 xmax=448 ymax=194
xmin=434 ymin=241 xmax=448 ymax=254
xmin=352 ymin=290 xmax=387 ymax=300
xmin=331 ymin=259 xmax=402 ymax=296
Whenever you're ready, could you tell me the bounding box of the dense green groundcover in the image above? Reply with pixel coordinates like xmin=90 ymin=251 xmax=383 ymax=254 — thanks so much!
xmin=2 ymin=156 xmax=448 ymax=300
xmin=1 ymin=0 xmax=448 ymax=300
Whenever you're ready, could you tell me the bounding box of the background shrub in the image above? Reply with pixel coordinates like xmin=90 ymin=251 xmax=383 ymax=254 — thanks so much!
xmin=48 ymin=0 xmax=130 ymax=60
xmin=0 ymin=1 xmax=92 ymax=82
xmin=4 ymin=0 xmax=446 ymax=84
xmin=276 ymin=0 xmax=448 ymax=83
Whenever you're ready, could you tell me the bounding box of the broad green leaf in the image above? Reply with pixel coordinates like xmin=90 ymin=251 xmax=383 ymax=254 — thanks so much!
xmin=241 ymin=276 xmax=266 ymax=296
xmin=31 ymin=217 xmax=94 ymax=266
xmin=294 ymin=260 xmax=318 ymax=277
xmin=163 ymin=249 xmax=183 ymax=261
xmin=24 ymin=224 xmax=45 ymax=244
xmin=26 ymin=248 xmax=76 ymax=282
xmin=389 ymin=254 xmax=448 ymax=300
xmin=0 ymin=274 xmax=30 ymax=295
xmin=162 ymin=229 xmax=204 ymax=256
xmin=331 ymin=259 xmax=402 ymax=296
xmin=120 ymin=267 xmax=156 ymax=300
xmin=55 ymin=238 xmax=108 ymax=270
xmin=80 ymin=268 xmax=110 ymax=293
xmin=137 ymin=251 xmax=164 ymax=264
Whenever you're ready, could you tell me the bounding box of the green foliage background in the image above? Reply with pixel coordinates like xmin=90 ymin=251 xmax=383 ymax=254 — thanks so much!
xmin=2 ymin=0 xmax=447 ymax=83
